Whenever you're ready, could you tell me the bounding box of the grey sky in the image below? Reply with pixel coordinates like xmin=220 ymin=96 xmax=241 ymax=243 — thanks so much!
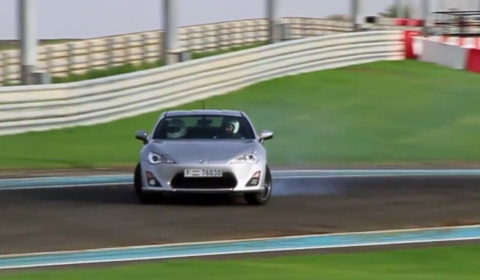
xmin=0 ymin=0 xmax=474 ymax=39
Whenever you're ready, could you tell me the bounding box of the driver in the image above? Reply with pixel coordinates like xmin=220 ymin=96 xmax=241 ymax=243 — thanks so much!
xmin=218 ymin=119 xmax=241 ymax=139
xmin=165 ymin=118 xmax=186 ymax=139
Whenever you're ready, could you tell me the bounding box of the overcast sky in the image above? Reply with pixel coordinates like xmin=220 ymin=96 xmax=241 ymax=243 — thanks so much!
xmin=0 ymin=0 xmax=474 ymax=39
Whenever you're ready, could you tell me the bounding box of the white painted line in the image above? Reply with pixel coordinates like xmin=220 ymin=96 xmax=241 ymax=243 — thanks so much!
xmin=0 ymin=174 xmax=132 ymax=183
xmin=274 ymin=174 xmax=476 ymax=179
xmin=0 ymin=182 xmax=130 ymax=191
xmin=4 ymin=168 xmax=480 ymax=183
xmin=272 ymin=169 xmax=480 ymax=173
xmin=3 ymin=173 xmax=476 ymax=191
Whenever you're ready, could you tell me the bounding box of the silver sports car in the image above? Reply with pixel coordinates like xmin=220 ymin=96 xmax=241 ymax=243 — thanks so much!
xmin=133 ymin=109 xmax=274 ymax=205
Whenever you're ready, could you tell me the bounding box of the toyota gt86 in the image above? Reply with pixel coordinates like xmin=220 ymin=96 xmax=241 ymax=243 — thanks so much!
xmin=133 ymin=109 xmax=274 ymax=205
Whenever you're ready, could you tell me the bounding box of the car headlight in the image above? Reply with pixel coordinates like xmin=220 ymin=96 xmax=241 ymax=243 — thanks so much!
xmin=148 ymin=152 xmax=175 ymax=164
xmin=228 ymin=154 xmax=259 ymax=164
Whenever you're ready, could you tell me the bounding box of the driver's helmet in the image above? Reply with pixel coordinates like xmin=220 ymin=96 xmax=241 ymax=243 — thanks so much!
xmin=222 ymin=118 xmax=240 ymax=134
xmin=166 ymin=118 xmax=186 ymax=139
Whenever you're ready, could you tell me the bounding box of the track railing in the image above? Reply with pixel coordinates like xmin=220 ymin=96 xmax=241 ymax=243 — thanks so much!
xmin=0 ymin=31 xmax=404 ymax=136
xmin=0 ymin=17 xmax=401 ymax=85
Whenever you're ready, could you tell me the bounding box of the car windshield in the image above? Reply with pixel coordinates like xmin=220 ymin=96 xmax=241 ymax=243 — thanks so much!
xmin=152 ymin=114 xmax=256 ymax=140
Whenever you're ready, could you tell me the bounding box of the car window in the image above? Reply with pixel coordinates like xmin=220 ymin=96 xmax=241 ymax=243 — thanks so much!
xmin=152 ymin=115 xmax=256 ymax=140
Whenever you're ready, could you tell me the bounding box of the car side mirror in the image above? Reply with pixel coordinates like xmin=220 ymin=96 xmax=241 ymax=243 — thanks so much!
xmin=135 ymin=129 xmax=149 ymax=144
xmin=259 ymin=130 xmax=274 ymax=141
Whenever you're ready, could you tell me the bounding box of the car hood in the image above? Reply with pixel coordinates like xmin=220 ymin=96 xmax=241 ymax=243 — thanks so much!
xmin=149 ymin=139 xmax=260 ymax=163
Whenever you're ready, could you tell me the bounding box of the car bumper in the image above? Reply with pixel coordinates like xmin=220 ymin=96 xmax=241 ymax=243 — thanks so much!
xmin=139 ymin=160 xmax=267 ymax=193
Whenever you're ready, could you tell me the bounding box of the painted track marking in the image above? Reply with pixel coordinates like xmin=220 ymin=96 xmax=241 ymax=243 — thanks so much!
xmin=1 ymin=225 xmax=480 ymax=270
xmin=3 ymin=169 xmax=480 ymax=190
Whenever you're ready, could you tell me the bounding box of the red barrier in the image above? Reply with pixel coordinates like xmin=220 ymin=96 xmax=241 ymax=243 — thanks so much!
xmin=408 ymin=19 xmax=424 ymax=27
xmin=403 ymin=30 xmax=422 ymax=59
xmin=466 ymin=48 xmax=480 ymax=73
xmin=395 ymin=18 xmax=408 ymax=26
xmin=394 ymin=18 xmax=424 ymax=27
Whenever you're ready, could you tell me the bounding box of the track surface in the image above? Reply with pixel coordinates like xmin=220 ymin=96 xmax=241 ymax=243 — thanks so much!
xmin=1 ymin=176 xmax=480 ymax=256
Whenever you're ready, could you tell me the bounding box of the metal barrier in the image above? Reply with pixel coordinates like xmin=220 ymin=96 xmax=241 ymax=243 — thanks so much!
xmin=0 ymin=31 xmax=404 ymax=136
xmin=0 ymin=17 xmax=400 ymax=85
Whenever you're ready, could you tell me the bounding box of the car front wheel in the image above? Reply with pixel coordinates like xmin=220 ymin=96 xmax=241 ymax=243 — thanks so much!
xmin=244 ymin=165 xmax=272 ymax=206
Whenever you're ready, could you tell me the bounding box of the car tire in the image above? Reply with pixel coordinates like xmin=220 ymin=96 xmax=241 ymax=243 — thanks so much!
xmin=134 ymin=163 xmax=160 ymax=204
xmin=244 ymin=165 xmax=273 ymax=206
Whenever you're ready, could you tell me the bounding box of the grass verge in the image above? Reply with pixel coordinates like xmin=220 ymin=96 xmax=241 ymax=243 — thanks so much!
xmin=2 ymin=244 xmax=479 ymax=279
xmin=1 ymin=60 xmax=480 ymax=170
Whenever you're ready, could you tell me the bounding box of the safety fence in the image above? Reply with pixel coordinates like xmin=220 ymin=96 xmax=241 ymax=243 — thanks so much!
xmin=0 ymin=31 xmax=405 ymax=136
xmin=0 ymin=17 xmax=402 ymax=85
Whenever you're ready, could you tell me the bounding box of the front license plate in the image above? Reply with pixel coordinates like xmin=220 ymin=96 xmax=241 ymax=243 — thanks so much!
xmin=184 ymin=169 xmax=223 ymax=178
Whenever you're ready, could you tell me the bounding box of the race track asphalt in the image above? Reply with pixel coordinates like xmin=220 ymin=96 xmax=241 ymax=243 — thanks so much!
xmin=1 ymin=175 xmax=480 ymax=256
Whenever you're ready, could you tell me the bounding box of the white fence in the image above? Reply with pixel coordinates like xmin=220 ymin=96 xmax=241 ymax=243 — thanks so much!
xmin=0 ymin=31 xmax=404 ymax=136
xmin=0 ymin=17 xmax=401 ymax=85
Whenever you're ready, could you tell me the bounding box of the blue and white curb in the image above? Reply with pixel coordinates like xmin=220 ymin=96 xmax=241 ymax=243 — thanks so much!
xmin=0 ymin=174 xmax=132 ymax=190
xmin=1 ymin=225 xmax=479 ymax=270
xmin=2 ymin=169 xmax=480 ymax=190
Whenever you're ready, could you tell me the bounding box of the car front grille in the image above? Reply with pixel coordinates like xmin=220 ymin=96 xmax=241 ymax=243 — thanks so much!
xmin=170 ymin=172 xmax=237 ymax=189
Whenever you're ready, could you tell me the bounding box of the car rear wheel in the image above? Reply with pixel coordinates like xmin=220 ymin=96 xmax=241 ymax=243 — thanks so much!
xmin=244 ymin=165 xmax=272 ymax=206
xmin=134 ymin=163 xmax=161 ymax=204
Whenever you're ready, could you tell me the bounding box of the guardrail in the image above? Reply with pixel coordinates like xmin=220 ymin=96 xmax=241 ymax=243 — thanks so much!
xmin=0 ymin=17 xmax=401 ymax=85
xmin=0 ymin=31 xmax=404 ymax=136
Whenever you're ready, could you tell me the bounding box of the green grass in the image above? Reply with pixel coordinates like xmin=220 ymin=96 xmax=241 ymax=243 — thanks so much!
xmin=2 ymin=60 xmax=480 ymax=170
xmin=3 ymin=244 xmax=480 ymax=280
